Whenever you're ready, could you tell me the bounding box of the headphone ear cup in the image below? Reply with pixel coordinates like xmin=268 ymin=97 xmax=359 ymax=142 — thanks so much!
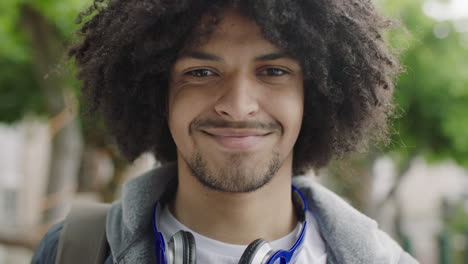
xmin=239 ymin=239 xmax=273 ymax=264
xmin=182 ymin=231 xmax=196 ymax=264
xmin=170 ymin=231 xmax=196 ymax=264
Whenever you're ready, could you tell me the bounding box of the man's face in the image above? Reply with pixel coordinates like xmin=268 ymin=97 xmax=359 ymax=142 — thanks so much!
xmin=168 ymin=9 xmax=304 ymax=193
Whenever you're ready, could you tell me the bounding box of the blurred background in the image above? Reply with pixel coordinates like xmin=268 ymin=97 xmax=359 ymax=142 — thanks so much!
xmin=0 ymin=0 xmax=467 ymax=263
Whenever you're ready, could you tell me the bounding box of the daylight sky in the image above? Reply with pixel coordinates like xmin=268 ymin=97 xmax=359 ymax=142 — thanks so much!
xmin=423 ymin=0 xmax=468 ymax=21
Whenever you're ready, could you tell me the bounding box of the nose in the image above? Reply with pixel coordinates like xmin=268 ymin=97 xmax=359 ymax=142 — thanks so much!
xmin=214 ymin=73 xmax=259 ymax=121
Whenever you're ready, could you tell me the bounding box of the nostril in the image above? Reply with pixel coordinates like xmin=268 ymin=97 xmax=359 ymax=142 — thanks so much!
xmin=214 ymin=98 xmax=260 ymax=120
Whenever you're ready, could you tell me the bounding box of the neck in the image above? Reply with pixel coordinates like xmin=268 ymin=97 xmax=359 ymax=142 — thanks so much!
xmin=171 ymin=158 xmax=297 ymax=245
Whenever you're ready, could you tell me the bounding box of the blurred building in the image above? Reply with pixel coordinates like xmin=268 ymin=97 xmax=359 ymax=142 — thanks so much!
xmin=372 ymin=156 xmax=468 ymax=264
xmin=0 ymin=118 xmax=50 ymax=262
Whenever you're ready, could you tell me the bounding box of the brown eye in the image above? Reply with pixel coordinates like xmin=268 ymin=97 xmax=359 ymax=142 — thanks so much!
xmin=258 ymin=68 xmax=289 ymax=76
xmin=186 ymin=69 xmax=216 ymax=77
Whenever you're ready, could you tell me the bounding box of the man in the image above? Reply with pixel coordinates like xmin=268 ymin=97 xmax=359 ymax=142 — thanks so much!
xmin=33 ymin=0 xmax=419 ymax=263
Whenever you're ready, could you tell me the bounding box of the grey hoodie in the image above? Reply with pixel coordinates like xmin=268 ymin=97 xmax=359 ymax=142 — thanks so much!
xmin=105 ymin=164 xmax=419 ymax=264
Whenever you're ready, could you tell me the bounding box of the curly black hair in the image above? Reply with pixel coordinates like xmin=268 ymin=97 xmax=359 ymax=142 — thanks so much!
xmin=69 ymin=0 xmax=402 ymax=175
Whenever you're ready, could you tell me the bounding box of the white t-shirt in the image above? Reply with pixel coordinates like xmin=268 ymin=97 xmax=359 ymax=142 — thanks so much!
xmin=159 ymin=205 xmax=327 ymax=264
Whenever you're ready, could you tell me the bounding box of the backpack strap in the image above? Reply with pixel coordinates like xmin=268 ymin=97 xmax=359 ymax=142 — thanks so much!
xmin=55 ymin=202 xmax=111 ymax=264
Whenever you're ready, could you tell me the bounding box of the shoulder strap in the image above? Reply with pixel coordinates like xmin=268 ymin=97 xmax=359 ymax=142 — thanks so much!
xmin=55 ymin=202 xmax=111 ymax=264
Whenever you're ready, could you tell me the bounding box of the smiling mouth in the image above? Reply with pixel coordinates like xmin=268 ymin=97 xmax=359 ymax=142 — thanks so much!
xmin=201 ymin=129 xmax=271 ymax=150
xmin=202 ymin=128 xmax=270 ymax=137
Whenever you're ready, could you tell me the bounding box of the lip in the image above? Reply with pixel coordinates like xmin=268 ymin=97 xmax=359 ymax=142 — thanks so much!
xmin=200 ymin=129 xmax=270 ymax=150
xmin=202 ymin=128 xmax=270 ymax=137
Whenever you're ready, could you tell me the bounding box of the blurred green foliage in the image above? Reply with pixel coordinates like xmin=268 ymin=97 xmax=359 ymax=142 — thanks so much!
xmin=0 ymin=0 xmax=89 ymax=122
xmin=447 ymin=200 xmax=468 ymax=233
xmin=382 ymin=0 xmax=468 ymax=167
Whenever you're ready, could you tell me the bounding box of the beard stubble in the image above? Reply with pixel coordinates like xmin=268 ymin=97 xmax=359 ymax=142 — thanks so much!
xmin=185 ymin=150 xmax=282 ymax=193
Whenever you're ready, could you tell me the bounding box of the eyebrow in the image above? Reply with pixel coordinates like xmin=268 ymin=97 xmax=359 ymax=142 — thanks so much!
xmin=254 ymin=52 xmax=293 ymax=61
xmin=179 ymin=51 xmax=294 ymax=62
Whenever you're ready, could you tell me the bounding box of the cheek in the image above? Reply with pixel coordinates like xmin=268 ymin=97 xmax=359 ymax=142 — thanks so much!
xmin=167 ymin=88 xmax=210 ymax=143
xmin=264 ymin=88 xmax=304 ymax=138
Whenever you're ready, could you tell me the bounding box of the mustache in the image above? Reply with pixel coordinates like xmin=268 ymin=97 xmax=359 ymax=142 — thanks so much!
xmin=191 ymin=118 xmax=282 ymax=132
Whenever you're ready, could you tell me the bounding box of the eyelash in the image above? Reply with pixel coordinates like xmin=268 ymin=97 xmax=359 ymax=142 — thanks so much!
xmin=258 ymin=68 xmax=290 ymax=76
xmin=186 ymin=69 xmax=217 ymax=77
xmin=185 ymin=67 xmax=290 ymax=78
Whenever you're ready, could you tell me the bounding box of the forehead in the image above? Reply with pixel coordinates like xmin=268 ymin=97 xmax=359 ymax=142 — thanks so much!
xmin=182 ymin=8 xmax=282 ymax=55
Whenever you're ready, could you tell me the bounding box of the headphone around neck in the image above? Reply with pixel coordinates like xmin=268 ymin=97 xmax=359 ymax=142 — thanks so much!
xmin=152 ymin=185 xmax=309 ymax=264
